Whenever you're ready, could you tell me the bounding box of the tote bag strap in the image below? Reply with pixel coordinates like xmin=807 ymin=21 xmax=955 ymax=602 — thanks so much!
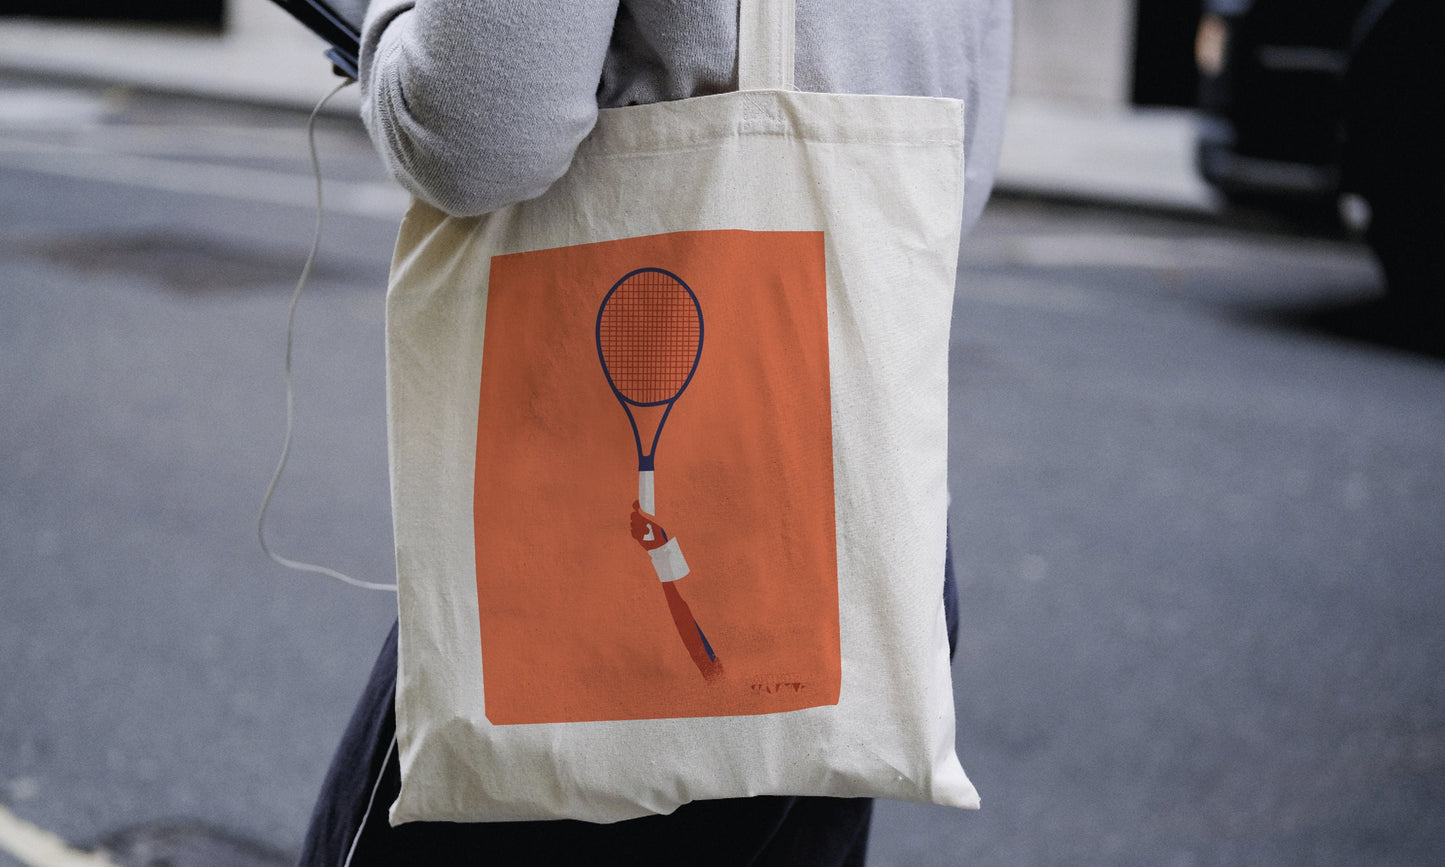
xmin=738 ymin=0 xmax=796 ymax=91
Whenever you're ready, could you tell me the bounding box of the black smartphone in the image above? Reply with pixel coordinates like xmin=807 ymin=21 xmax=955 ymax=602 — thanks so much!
xmin=269 ymin=0 xmax=366 ymax=78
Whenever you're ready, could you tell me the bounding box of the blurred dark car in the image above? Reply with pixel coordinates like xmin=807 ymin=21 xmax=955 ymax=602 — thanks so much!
xmin=1195 ymin=0 xmax=1443 ymax=300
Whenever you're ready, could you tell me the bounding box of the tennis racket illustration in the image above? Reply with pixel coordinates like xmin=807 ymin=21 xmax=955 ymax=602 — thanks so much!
xmin=597 ymin=268 xmax=719 ymax=678
xmin=596 ymin=267 xmax=704 ymax=524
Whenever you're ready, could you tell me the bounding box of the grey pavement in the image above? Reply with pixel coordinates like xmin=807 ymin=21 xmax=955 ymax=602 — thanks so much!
xmin=0 ymin=14 xmax=1219 ymax=216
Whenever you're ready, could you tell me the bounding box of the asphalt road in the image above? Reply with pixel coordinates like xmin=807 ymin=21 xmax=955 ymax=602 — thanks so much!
xmin=2 ymin=75 xmax=1442 ymax=866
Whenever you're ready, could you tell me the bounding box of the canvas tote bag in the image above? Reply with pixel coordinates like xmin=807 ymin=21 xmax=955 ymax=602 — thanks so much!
xmin=383 ymin=0 xmax=979 ymax=824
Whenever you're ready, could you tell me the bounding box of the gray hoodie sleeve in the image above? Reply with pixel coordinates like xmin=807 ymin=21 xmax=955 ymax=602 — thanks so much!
xmin=359 ymin=0 xmax=620 ymax=216
xmin=360 ymin=0 xmax=1010 ymax=230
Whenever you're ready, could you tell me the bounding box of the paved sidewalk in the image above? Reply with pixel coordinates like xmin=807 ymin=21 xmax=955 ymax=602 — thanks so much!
xmin=0 ymin=18 xmax=360 ymax=114
xmin=997 ymin=98 xmax=1220 ymax=215
xmin=0 ymin=16 xmax=1219 ymax=216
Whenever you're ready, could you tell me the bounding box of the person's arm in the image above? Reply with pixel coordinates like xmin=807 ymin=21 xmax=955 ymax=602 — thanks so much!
xmin=359 ymin=0 xmax=622 ymax=216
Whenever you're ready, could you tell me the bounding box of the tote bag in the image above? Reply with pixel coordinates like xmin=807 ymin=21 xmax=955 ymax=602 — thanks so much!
xmin=383 ymin=0 xmax=979 ymax=824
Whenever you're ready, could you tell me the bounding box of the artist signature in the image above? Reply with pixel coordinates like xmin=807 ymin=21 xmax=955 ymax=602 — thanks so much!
xmin=750 ymin=678 xmax=807 ymax=695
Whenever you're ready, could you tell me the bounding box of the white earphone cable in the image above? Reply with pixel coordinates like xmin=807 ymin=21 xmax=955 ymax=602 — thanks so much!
xmin=257 ymin=78 xmax=398 ymax=594
xmin=343 ymin=733 xmax=397 ymax=867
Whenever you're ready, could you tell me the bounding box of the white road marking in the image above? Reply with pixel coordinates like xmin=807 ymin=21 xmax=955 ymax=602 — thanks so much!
xmin=0 ymin=804 xmax=118 ymax=867
xmin=0 ymin=136 xmax=408 ymax=219
xmin=990 ymin=232 xmax=1369 ymax=271
xmin=4 ymin=125 xmax=337 ymax=161
xmin=0 ymin=90 xmax=108 ymax=128
xmin=0 ymin=120 xmax=370 ymax=161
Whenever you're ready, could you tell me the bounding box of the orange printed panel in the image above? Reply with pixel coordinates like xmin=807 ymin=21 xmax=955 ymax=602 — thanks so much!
xmin=475 ymin=230 xmax=838 ymax=724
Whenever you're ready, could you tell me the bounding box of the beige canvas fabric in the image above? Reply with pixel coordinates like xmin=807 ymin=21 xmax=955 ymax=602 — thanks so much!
xmin=384 ymin=0 xmax=979 ymax=824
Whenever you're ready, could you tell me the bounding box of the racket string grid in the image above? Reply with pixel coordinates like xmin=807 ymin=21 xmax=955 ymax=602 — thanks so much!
xmin=597 ymin=270 xmax=702 ymax=406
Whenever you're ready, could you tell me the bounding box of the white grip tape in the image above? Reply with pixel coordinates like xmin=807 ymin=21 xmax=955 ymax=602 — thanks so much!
xmin=638 ymin=471 xmax=656 ymax=541
xmin=647 ymin=537 xmax=691 ymax=583
xmin=639 ymin=470 xmax=655 ymax=514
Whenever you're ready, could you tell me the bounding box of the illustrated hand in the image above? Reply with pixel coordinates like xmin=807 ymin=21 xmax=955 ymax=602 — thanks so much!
xmin=630 ymin=501 xmax=669 ymax=550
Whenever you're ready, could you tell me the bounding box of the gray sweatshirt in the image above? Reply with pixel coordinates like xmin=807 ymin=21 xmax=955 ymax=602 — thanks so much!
xmin=359 ymin=0 xmax=1011 ymax=234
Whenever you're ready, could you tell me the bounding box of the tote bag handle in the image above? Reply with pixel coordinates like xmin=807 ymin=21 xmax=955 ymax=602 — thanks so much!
xmin=738 ymin=0 xmax=796 ymax=91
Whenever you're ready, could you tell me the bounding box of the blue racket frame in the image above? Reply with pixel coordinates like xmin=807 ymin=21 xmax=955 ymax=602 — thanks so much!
xmin=595 ymin=267 xmax=705 ymax=474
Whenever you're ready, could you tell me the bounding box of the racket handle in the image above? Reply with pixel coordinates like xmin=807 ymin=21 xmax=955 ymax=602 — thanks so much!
xmin=639 ymin=470 xmax=655 ymax=514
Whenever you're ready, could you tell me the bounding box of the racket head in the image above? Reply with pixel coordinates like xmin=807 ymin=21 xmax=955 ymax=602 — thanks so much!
xmin=596 ymin=268 xmax=704 ymax=408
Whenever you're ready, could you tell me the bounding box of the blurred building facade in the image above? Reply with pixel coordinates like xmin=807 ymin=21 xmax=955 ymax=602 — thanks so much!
xmin=1012 ymin=0 xmax=1203 ymax=107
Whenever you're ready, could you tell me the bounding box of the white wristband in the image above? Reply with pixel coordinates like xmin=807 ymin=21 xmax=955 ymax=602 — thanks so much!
xmin=647 ymin=537 xmax=691 ymax=583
